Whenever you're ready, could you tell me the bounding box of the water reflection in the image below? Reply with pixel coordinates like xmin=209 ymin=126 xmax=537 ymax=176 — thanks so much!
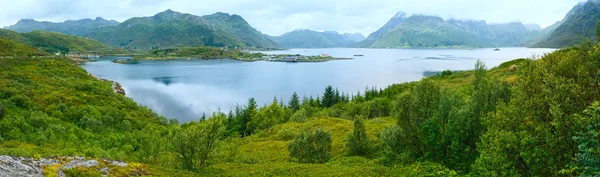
xmin=82 ymin=48 xmax=555 ymax=122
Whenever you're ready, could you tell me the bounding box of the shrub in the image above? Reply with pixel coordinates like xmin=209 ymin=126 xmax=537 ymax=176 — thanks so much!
xmin=289 ymin=108 xmax=308 ymax=123
xmin=288 ymin=129 xmax=332 ymax=163
xmin=347 ymin=116 xmax=370 ymax=156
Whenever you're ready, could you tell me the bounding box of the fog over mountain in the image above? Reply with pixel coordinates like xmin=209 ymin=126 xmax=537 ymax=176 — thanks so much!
xmin=0 ymin=0 xmax=583 ymax=36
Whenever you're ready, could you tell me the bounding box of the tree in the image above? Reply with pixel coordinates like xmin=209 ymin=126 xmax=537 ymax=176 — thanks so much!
xmin=249 ymin=98 xmax=285 ymax=132
xmin=171 ymin=113 xmax=226 ymax=170
xmin=347 ymin=116 xmax=370 ymax=156
xmin=321 ymin=85 xmax=339 ymax=108
xmin=572 ymin=102 xmax=600 ymax=176
xmin=289 ymin=92 xmax=301 ymax=112
xmin=290 ymin=108 xmax=308 ymax=123
xmin=288 ymin=129 xmax=332 ymax=163
xmin=241 ymin=98 xmax=258 ymax=136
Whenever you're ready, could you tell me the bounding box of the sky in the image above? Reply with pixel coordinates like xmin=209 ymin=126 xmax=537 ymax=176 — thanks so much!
xmin=0 ymin=0 xmax=585 ymax=36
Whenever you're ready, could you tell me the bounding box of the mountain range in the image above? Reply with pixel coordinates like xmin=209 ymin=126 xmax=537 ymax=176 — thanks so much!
xmin=5 ymin=10 xmax=277 ymax=49
xmin=4 ymin=0 xmax=600 ymax=49
xmin=6 ymin=17 xmax=119 ymax=36
xmin=268 ymin=30 xmax=365 ymax=48
xmin=356 ymin=12 xmax=547 ymax=48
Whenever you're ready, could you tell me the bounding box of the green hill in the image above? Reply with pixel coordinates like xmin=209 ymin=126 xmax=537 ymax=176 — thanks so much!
xmin=0 ymin=37 xmax=45 ymax=56
xmin=269 ymin=30 xmax=363 ymax=48
xmin=5 ymin=18 xmax=119 ymax=36
xmin=86 ymin=10 xmax=277 ymax=49
xmin=0 ymin=29 xmax=113 ymax=54
xmin=533 ymin=0 xmax=600 ymax=48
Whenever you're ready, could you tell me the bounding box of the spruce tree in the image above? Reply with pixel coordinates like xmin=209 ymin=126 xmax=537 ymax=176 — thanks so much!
xmin=289 ymin=92 xmax=301 ymax=112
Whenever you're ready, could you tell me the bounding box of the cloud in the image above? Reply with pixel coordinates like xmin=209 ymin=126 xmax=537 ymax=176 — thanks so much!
xmin=0 ymin=0 xmax=584 ymax=36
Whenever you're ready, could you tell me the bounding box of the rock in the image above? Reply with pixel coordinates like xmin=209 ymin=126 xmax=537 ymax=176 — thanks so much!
xmin=98 ymin=167 xmax=109 ymax=177
xmin=0 ymin=156 xmax=43 ymax=177
xmin=111 ymin=160 xmax=128 ymax=167
xmin=57 ymin=159 xmax=99 ymax=177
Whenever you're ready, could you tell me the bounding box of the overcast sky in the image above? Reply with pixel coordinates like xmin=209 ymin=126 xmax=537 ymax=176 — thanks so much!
xmin=0 ymin=0 xmax=585 ymax=36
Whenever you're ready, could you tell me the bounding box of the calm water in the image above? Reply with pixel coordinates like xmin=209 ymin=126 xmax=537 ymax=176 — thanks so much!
xmin=82 ymin=48 xmax=555 ymax=122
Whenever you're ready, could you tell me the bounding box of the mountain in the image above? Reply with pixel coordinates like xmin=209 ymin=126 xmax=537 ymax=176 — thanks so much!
xmin=533 ymin=0 xmax=600 ymax=48
xmin=86 ymin=10 xmax=277 ymax=49
xmin=269 ymin=30 xmax=364 ymax=48
xmin=356 ymin=12 xmax=408 ymax=47
xmin=369 ymin=15 xmax=494 ymax=48
xmin=489 ymin=22 xmax=530 ymax=46
xmin=342 ymin=33 xmax=366 ymax=42
xmin=269 ymin=30 xmax=337 ymax=48
xmin=5 ymin=17 xmax=119 ymax=36
xmin=0 ymin=29 xmax=113 ymax=54
xmin=525 ymin=24 xmax=542 ymax=31
xmin=359 ymin=11 xmax=556 ymax=48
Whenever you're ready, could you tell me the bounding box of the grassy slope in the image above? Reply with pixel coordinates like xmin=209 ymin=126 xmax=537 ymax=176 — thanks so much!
xmin=0 ymin=37 xmax=46 ymax=56
xmin=0 ymin=29 xmax=113 ymax=54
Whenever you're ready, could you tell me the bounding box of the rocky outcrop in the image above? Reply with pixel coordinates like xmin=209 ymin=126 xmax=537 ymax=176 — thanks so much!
xmin=0 ymin=156 xmax=58 ymax=177
xmin=0 ymin=156 xmax=130 ymax=177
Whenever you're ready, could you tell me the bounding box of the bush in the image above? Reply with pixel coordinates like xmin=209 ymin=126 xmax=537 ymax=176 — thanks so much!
xmin=288 ymin=129 xmax=332 ymax=163
xmin=289 ymin=108 xmax=308 ymax=123
xmin=347 ymin=116 xmax=370 ymax=156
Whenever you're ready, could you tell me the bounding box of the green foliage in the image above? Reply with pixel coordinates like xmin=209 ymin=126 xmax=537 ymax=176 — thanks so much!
xmin=171 ymin=113 xmax=226 ymax=170
xmin=290 ymin=108 xmax=308 ymax=123
xmin=321 ymin=85 xmax=341 ymax=108
xmin=473 ymin=43 xmax=600 ymax=176
xmin=0 ymin=37 xmax=46 ymax=56
xmin=0 ymin=29 xmax=112 ymax=54
xmin=572 ymin=102 xmax=600 ymax=176
xmin=87 ymin=10 xmax=276 ymax=49
xmin=288 ymin=92 xmax=301 ymax=112
xmin=346 ymin=116 xmax=370 ymax=156
xmin=137 ymin=46 xmax=265 ymax=60
xmin=248 ymin=98 xmax=286 ymax=132
xmin=288 ymin=129 xmax=332 ymax=163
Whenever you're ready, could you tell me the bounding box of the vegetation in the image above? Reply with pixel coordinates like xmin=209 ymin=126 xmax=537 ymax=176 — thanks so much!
xmin=6 ymin=18 xmax=119 ymax=36
xmin=133 ymin=46 xmax=265 ymax=60
xmin=288 ymin=129 xmax=333 ymax=163
xmin=533 ymin=0 xmax=600 ymax=48
xmin=0 ymin=37 xmax=45 ymax=56
xmin=269 ymin=30 xmax=364 ymax=48
xmin=2 ymin=22 xmax=600 ymax=176
xmin=346 ymin=116 xmax=370 ymax=156
xmin=87 ymin=10 xmax=277 ymax=49
xmin=0 ymin=29 xmax=114 ymax=54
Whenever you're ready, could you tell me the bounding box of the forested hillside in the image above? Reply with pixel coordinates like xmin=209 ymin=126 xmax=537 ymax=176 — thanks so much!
xmin=0 ymin=29 xmax=113 ymax=54
xmin=86 ymin=10 xmax=277 ymax=49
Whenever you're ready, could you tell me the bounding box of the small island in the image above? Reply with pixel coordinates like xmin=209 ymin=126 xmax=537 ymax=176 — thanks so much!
xmin=131 ymin=47 xmax=351 ymax=62
xmin=112 ymin=58 xmax=140 ymax=64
